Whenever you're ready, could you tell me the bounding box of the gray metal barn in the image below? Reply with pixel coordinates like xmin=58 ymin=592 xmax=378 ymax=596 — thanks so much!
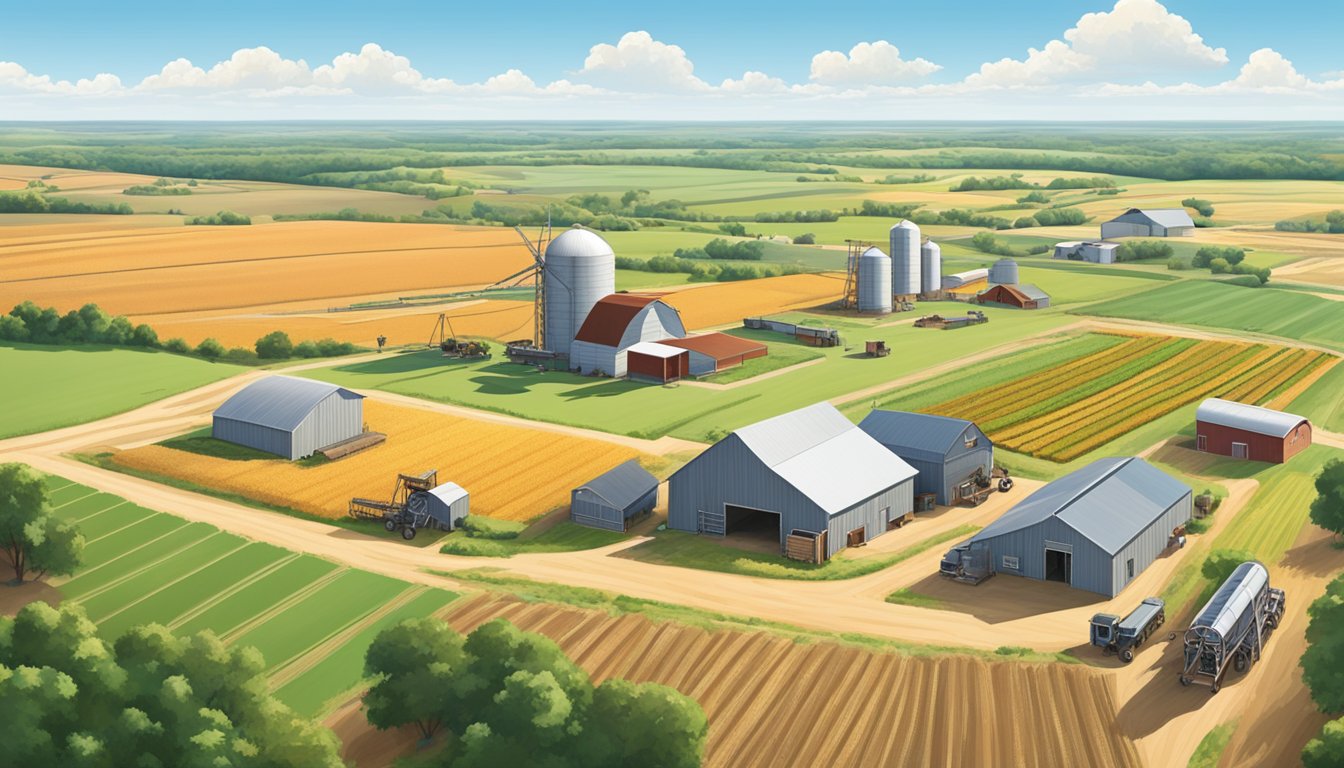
xmin=571 ymin=459 xmax=659 ymax=531
xmin=1100 ymin=208 xmax=1196 ymax=239
xmin=858 ymin=411 xmax=993 ymax=505
xmin=667 ymin=402 xmax=917 ymax=558
xmin=945 ymin=457 xmax=1191 ymax=597
xmin=212 ymin=376 xmax=364 ymax=460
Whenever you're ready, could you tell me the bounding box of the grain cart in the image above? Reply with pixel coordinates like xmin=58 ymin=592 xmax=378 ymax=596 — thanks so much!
xmin=1090 ymin=597 xmax=1166 ymax=663
xmin=348 ymin=470 xmax=469 ymax=540
xmin=1179 ymin=561 xmax=1285 ymax=693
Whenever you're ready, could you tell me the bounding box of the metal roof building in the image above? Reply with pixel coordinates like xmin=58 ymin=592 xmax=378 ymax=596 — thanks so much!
xmin=978 ymin=283 xmax=1051 ymax=309
xmin=660 ymin=333 xmax=768 ymax=376
xmin=1054 ymin=241 xmax=1120 ymax=264
xmin=949 ymin=457 xmax=1192 ymax=596
xmin=212 ymin=375 xmax=365 ymax=460
xmin=570 ymin=293 xmax=686 ymax=378
xmin=1101 ymin=208 xmax=1196 ymax=239
xmin=668 ymin=402 xmax=918 ymax=558
xmin=1195 ymin=398 xmax=1312 ymax=464
xmin=858 ymin=411 xmax=993 ymax=505
xmin=571 ymin=459 xmax=660 ymax=531
xmin=410 ymin=482 xmax=470 ymax=531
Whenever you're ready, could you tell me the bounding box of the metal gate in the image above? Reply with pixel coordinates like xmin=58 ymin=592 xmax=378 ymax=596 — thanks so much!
xmin=698 ymin=508 xmax=725 ymax=535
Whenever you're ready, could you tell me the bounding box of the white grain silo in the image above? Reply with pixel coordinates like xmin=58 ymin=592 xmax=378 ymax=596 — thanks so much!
xmin=857 ymin=247 xmax=893 ymax=313
xmin=920 ymin=241 xmax=941 ymax=296
xmin=889 ymin=220 xmax=921 ymax=299
xmin=989 ymin=257 xmax=1019 ymax=285
xmin=544 ymin=226 xmax=616 ymax=358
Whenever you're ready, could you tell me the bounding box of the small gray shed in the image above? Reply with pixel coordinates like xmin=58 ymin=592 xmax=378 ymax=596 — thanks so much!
xmin=1100 ymin=208 xmax=1196 ymax=239
xmin=212 ymin=375 xmax=364 ymax=460
xmin=571 ymin=460 xmax=659 ymax=531
xmin=944 ymin=457 xmax=1191 ymax=597
xmin=668 ymin=402 xmax=918 ymax=558
xmin=858 ymin=411 xmax=993 ymax=505
xmin=409 ymin=482 xmax=470 ymax=531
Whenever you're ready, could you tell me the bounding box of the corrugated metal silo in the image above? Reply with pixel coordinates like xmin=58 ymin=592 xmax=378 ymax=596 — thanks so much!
xmin=889 ymin=220 xmax=921 ymax=297
xmin=857 ymin=247 xmax=892 ymax=313
xmin=920 ymin=241 xmax=941 ymax=295
xmin=544 ymin=227 xmax=616 ymax=357
xmin=989 ymin=258 xmax=1019 ymax=285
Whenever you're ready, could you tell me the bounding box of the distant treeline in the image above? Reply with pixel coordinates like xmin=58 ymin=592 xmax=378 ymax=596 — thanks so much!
xmin=950 ymin=174 xmax=1115 ymax=191
xmin=614 ymin=254 xmax=803 ymax=282
xmin=1276 ymin=210 xmax=1344 ymax=233
xmin=0 ymin=190 xmax=131 ymax=215
xmin=6 ymin=123 xmax=1341 ymax=182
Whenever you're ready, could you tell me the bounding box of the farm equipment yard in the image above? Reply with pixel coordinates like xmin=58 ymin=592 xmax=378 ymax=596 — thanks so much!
xmin=6 ymin=117 xmax=1344 ymax=766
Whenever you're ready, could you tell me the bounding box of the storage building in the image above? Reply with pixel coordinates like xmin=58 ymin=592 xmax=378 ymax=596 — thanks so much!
xmin=858 ymin=411 xmax=993 ymax=505
xmin=661 ymin=333 xmax=768 ymax=376
xmin=978 ymin=283 xmax=1051 ymax=309
xmin=624 ymin=341 xmax=690 ymax=383
xmin=570 ymin=294 xmax=687 ymax=377
xmin=571 ymin=459 xmax=659 ymax=531
xmin=941 ymin=268 xmax=989 ymax=290
xmin=212 ymin=375 xmax=364 ymax=461
xmin=1054 ymin=241 xmax=1120 ymax=264
xmin=667 ymin=402 xmax=918 ymax=559
xmin=1195 ymin=398 xmax=1312 ymax=464
xmin=543 ymin=227 xmax=617 ymax=358
xmin=409 ymin=482 xmax=470 ymax=531
xmin=1100 ymin=208 xmax=1196 ymax=239
xmin=943 ymin=457 xmax=1192 ymax=597
xmin=988 ymin=258 xmax=1019 ymax=286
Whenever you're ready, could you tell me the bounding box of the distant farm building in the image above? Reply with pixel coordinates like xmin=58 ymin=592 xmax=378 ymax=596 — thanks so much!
xmin=978 ymin=283 xmax=1051 ymax=309
xmin=858 ymin=411 xmax=993 ymax=505
xmin=1195 ymin=398 xmax=1312 ymax=464
xmin=668 ymin=402 xmax=918 ymax=559
xmin=661 ymin=334 xmax=768 ymax=376
xmin=624 ymin=342 xmax=690 ymax=383
xmin=942 ymin=457 xmax=1192 ymax=597
xmin=1100 ymin=208 xmax=1195 ymax=239
xmin=941 ymin=268 xmax=989 ymax=291
xmin=570 ymin=459 xmax=660 ymax=531
xmin=212 ymin=375 xmax=364 ymax=461
xmin=570 ymin=294 xmax=686 ymax=378
xmin=1054 ymin=241 xmax=1120 ymax=264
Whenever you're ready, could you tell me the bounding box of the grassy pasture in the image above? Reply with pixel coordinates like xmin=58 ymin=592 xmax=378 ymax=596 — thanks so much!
xmin=0 ymin=344 xmax=242 ymax=439
xmin=1077 ymin=281 xmax=1344 ymax=351
xmin=45 ymin=476 xmax=458 ymax=718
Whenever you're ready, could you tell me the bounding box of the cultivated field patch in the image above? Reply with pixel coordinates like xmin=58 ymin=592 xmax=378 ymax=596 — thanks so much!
xmin=112 ymin=399 xmax=649 ymax=522
xmin=927 ymin=333 xmax=1333 ymax=462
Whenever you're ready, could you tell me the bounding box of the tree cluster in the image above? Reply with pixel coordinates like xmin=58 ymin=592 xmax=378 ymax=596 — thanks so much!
xmin=123 ymin=184 xmax=192 ymax=196
xmin=614 ymin=255 xmax=800 ymax=283
xmin=856 ymin=200 xmax=920 ymax=219
xmin=1300 ymin=461 xmax=1344 ymax=766
xmin=363 ymin=617 xmax=707 ymax=768
xmin=0 ymin=301 xmax=158 ymax=349
xmin=951 ymin=174 xmax=1115 ymax=192
xmin=674 ymin=238 xmax=766 ymax=261
xmin=752 ymin=209 xmax=839 ymax=223
xmin=1 ymin=463 xmax=84 ymax=584
xmin=1182 ymin=197 xmax=1216 ymax=217
xmin=1114 ymin=240 xmax=1174 ymax=262
xmin=188 ymin=210 xmax=251 ymax=225
xmin=1 ymin=601 xmax=344 ymax=767
xmin=1276 ymin=210 xmax=1344 ymax=234
xmin=1030 ymin=208 xmax=1088 ymax=227
xmin=0 ymin=190 xmax=132 ymax=215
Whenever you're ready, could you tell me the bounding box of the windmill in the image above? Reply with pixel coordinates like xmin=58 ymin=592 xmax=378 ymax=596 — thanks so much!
xmin=486 ymin=217 xmax=553 ymax=348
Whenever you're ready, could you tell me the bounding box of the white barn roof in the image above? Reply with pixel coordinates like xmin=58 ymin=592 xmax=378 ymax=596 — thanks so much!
xmin=214 ymin=376 xmax=362 ymax=432
xmin=1196 ymin=398 xmax=1309 ymax=439
xmin=1109 ymin=208 xmax=1195 ymax=229
xmin=735 ymin=403 xmax=917 ymax=515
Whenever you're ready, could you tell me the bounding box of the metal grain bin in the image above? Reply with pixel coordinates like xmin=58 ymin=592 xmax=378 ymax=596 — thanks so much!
xmin=857 ymin=246 xmax=893 ymax=313
xmin=920 ymin=240 xmax=941 ymax=295
xmin=889 ymin=220 xmax=921 ymax=297
xmin=543 ymin=226 xmax=616 ymax=358
xmin=989 ymin=257 xmax=1019 ymax=285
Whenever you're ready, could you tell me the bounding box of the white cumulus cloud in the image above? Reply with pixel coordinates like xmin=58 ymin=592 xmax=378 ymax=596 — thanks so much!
xmin=576 ymin=31 xmax=709 ymax=92
xmin=809 ymin=41 xmax=941 ymax=86
xmin=0 ymin=61 xmax=122 ymax=94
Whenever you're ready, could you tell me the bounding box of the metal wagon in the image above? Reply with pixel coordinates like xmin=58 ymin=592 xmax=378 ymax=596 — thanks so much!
xmin=1179 ymin=561 xmax=1285 ymax=693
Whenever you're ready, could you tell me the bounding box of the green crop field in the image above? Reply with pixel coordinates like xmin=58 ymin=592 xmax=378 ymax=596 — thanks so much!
xmin=45 ymin=476 xmax=458 ymax=718
xmin=0 ymin=343 xmax=242 ymax=439
xmin=305 ymin=304 xmax=1073 ymax=442
xmin=1076 ymin=281 xmax=1344 ymax=351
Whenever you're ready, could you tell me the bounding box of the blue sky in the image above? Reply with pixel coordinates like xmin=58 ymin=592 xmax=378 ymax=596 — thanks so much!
xmin=2 ymin=0 xmax=1342 ymax=119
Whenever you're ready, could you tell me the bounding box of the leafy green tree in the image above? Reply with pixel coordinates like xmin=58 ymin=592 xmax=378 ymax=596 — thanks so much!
xmin=719 ymin=221 xmax=747 ymax=237
xmin=0 ymin=463 xmax=84 ymax=583
xmin=195 ymin=337 xmax=225 ymax=360
xmin=0 ymin=314 xmax=28 ymax=341
xmin=163 ymin=337 xmax=191 ymax=354
xmin=255 ymin=330 xmax=294 ymax=359
xmin=130 ymin=323 xmax=159 ymax=347
xmin=1302 ymin=574 xmax=1344 ymax=712
xmin=581 ymin=679 xmax=708 ymax=768
xmin=1209 ymin=257 xmax=1230 ymax=274
xmin=363 ymin=617 xmax=466 ymax=740
xmin=1201 ymin=549 xmax=1255 ymax=587
xmin=792 ymin=232 xmax=815 ymax=245
xmin=1304 ymin=716 xmax=1344 ymax=768
xmin=1309 ymin=459 xmax=1344 ymax=541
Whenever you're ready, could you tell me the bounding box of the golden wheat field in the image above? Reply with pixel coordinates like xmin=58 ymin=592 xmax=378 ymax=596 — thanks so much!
xmin=0 ymin=220 xmax=533 ymax=316
xmin=112 ymin=399 xmax=646 ymax=522
xmin=664 ymin=272 xmax=846 ymax=329
xmin=444 ymin=594 xmax=1141 ymax=768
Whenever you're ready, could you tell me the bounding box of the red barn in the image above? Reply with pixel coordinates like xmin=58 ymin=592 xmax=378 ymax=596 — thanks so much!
xmin=1194 ymin=398 xmax=1312 ymax=464
xmin=625 ymin=342 xmax=690 ymax=383
xmin=660 ymin=333 xmax=768 ymax=375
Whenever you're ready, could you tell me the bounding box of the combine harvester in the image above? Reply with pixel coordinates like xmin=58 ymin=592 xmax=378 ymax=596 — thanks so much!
xmin=1179 ymin=561 xmax=1285 ymax=693
xmin=349 ymin=470 xmax=470 ymax=540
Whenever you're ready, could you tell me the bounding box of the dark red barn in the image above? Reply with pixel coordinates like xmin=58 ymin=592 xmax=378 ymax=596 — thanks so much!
xmin=1194 ymin=398 xmax=1311 ymax=464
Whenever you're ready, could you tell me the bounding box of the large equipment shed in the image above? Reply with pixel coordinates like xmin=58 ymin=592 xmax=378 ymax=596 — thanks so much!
xmin=667 ymin=402 xmax=917 ymax=559
xmin=858 ymin=410 xmax=993 ymax=505
xmin=942 ymin=457 xmax=1192 ymax=597
xmin=571 ymin=459 xmax=660 ymax=531
xmin=212 ymin=375 xmax=364 ymax=461
xmin=660 ymin=333 xmax=768 ymax=375
xmin=1195 ymin=398 xmax=1312 ymax=464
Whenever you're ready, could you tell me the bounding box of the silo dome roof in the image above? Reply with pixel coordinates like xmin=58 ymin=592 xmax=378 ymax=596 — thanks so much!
xmin=995 ymin=257 xmax=1017 ymax=265
xmin=545 ymin=227 xmax=614 ymax=260
xmin=891 ymin=220 xmax=919 ymax=231
xmin=861 ymin=246 xmax=888 ymax=259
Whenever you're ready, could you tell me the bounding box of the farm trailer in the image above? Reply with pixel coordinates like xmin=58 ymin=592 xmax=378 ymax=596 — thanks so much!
xmin=1090 ymin=597 xmax=1166 ymax=663
xmin=742 ymin=317 xmax=841 ymax=347
xmin=1179 ymin=561 xmax=1285 ymax=693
